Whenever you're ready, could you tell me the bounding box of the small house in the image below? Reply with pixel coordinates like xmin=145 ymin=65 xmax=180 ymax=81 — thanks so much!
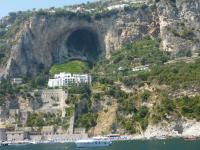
xmin=6 ymin=131 xmax=28 ymax=142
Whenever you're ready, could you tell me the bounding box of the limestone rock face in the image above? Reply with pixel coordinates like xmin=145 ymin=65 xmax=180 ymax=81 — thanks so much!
xmin=158 ymin=0 xmax=200 ymax=54
xmin=0 ymin=0 xmax=199 ymax=77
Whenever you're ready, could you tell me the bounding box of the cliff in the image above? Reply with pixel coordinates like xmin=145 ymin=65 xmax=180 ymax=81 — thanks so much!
xmin=0 ymin=0 xmax=199 ymax=77
xmin=0 ymin=0 xmax=200 ymax=137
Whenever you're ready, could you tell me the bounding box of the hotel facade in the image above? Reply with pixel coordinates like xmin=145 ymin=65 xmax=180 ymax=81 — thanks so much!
xmin=48 ymin=73 xmax=92 ymax=88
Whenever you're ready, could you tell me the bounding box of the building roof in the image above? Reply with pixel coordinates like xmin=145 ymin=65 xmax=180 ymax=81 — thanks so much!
xmin=41 ymin=126 xmax=54 ymax=132
xmin=6 ymin=131 xmax=25 ymax=134
xmin=0 ymin=123 xmax=6 ymax=129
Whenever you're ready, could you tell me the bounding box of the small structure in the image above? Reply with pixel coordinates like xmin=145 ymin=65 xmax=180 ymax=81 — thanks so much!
xmin=132 ymin=65 xmax=149 ymax=72
xmin=9 ymin=109 xmax=20 ymax=117
xmin=48 ymin=72 xmax=92 ymax=88
xmin=19 ymin=100 xmax=29 ymax=110
xmin=41 ymin=126 xmax=55 ymax=140
xmin=9 ymin=109 xmax=20 ymax=123
xmin=16 ymin=127 xmax=33 ymax=133
xmin=0 ymin=124 xmax=6 ymax=142
xmin=11 ymin=78 xmax=23 ymax=85
xmin=75 ymin=7 xmax=86 ymax=13
xmin=73 ymin=128 xmax=86 ymax=134
xmin=38 ymin=89 xmax=67 ymax=115
xmin=41 ymin=126 xmax=55 ymax=136
xmin=20 ymin=110 xmax=28 ymax=125
xmin=118 ymin=67 xmax=124 ymax=71
xmin=107 ymin=4 xmax=129 ymax=11
xmin=6 ymin=131 xmax=28 ymax=142
xmin=29 ymin=131 xmax=42 ymax=141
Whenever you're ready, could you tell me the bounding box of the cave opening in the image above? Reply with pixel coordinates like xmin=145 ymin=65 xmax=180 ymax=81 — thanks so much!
xmin=66 ymin=28 xmax=102 ymax=63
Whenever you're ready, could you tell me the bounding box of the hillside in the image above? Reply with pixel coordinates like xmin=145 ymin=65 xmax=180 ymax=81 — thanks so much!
xmin=0 ymin=0 xmax=200 ymax=138
xmin=75 ymin=38 xmax=200 ymax=136
xmin=0 ymin=0 xmax=199 ymax=77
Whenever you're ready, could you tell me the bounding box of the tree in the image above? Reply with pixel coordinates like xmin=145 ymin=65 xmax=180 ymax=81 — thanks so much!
xmin=141 ymin=90 xmax=151 ymax=102
xmin=138 ymin=106 xmax=149 ymax=118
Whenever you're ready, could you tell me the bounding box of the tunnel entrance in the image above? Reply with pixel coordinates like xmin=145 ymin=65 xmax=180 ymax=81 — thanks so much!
xmin=66 ymin=28 xmax=102 ymax=62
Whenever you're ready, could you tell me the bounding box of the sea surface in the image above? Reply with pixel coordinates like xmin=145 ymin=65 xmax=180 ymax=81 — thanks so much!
xmin=1 ymin=139 xmax=200 ymax=150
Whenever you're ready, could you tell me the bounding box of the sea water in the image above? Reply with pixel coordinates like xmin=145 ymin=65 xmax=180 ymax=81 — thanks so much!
xmin=1 ymin=139 xmax=200 ymax=150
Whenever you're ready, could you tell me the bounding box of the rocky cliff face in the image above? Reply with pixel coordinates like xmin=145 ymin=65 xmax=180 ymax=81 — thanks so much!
xmin=158 ymin=0 xmax=200 ymax=53
xmin=0 ymin=0 xmax=199 ymax=77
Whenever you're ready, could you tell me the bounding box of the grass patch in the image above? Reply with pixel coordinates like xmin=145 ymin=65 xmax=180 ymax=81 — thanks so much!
xmin=50 ymin=60 xmax=90 ymax=75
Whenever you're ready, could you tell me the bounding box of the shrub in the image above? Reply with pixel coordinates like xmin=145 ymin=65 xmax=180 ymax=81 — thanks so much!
xmin=176 ymin=50 xmax=192 ymax=57
xmin=141 ymin=90 xmax=151 ymax=102
xmin=76 ymin=113 xmax=98 ymax=131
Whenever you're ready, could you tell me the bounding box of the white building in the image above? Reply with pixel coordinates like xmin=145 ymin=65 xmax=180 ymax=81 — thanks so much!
xmin=11 ymin=78 xmax=23 ymax=85
xmin=107 ymin=4 xmax=129 ymax=11
xmin=6 ymin=131 xmax=28 ymax=142
xmin=132 ymin=65 xmax=149 ymax=72
xmin=48 ymin=73 xmax=92 ymax=88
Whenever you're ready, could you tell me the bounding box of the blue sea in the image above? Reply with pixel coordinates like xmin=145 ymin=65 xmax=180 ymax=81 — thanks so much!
xmin=1 ymin=139 xmax=200 ymax=150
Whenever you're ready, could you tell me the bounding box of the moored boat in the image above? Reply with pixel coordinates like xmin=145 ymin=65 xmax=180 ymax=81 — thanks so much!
xmin=0 ymin=142 xmax=8 ymax=147
xmin=183 ymin=136 xmax=198 ymax=141
xmin=75 ymin=138 xmax=112 ymax=148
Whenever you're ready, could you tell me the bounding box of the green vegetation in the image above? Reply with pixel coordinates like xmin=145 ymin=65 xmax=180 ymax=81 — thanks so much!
xmin=67 ymin=84 xmax=91 ymax=95
xmin=0 ymin=10 xmax=33 ymax=63
xmin=151 ymin=96 xmax=176 ymax=124
xmin=26 ymin=112 xmax=62 ymax=127
xmin=26 ymin=113 xmax=45 ymax=127
xmin=67 ymin=84 xmax=91 ymax=104
xmin=105 ymin=86 xmax=150 ymax=133
xmin=0 ymin=15 xmax=199 ymax=133
xmin=92 ymin=38 xmax=170 ymax=84
xmin=76 ymin=113 xmax=98 ymax=131
xmin=151 ymin=95 xmax=200 ymax=124
xmin=65 ymin=106 xmax=75 ymax=118
xmin=0 ymin=70 xmax=49 ymax=106
xmin=177 ymin=96 xmax=200 ymax=120
xmin=96 ymin=55 xmax=200 ymax=90
xmin=172 ymin=28 xmax=193 ymax=39
xmin=35 ymin=0 xmax=148 ymax=21
xmin=65 ymin=84 xmax=97 ymax=131
xmin=28 ymin=71 xmax=48 ymax=88
xmin=141 ymin=90 xmax=151 ymax=102
xmin=122 ymin=37 xmax=170 ymax=65
xmin=170 ymin=22 xmax=194 ymax=40
xmin=0 ymin=44 xmax=10 ymax=63
xmin=90 ymin=37 xmax=200 ymax=133
xmin=116 ymin=58 xmax=200 ymax=90
xmin=50 ymin=60 xmax=90 ymax=75
xmin=0 ymin=78 xmax=16 ymax=105
xmin=93 ymin=9 xmax=119 ymax=20
xmin=1 ymin=11 xmax=32 ymax=39
xmin=89 ymin=38 xmax=169 ymax=133
xmin=118 ymin=105 xmax=149 ymax=133
xmin=149 ymin=59 xmax=200 ymax=88
xmin=175 ymin=49 xmax=192 ymax=57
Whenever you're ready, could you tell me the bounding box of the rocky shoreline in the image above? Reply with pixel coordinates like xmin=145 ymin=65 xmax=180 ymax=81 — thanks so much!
xmin=1 ymin=119 xmax=200 ymax=146
xmin=131 ymin=120 xmax=200 ymax=140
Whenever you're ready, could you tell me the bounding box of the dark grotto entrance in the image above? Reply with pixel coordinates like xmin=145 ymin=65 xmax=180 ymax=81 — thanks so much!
xmin=66 ymin=28 xmax=102 ymax=62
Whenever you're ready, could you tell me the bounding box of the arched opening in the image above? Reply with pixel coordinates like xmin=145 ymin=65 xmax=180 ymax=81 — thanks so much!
xmin=66 ymin=28 xmax=102 ymax=62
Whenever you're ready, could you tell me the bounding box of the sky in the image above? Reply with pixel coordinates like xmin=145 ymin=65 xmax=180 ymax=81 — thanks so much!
xmin=0 ymin=0 xmax=95 ymax=19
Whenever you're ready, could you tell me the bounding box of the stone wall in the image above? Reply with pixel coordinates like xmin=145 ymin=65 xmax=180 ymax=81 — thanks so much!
xmin=33 ymin=89 xmax=68 ymax=116
xmin=0 ymin=128 xmax=6 ymax=142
